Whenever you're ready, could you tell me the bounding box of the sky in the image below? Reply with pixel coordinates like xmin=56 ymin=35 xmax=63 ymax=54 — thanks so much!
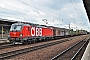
xmin=0 ymin=0 xmax=90 ymax=31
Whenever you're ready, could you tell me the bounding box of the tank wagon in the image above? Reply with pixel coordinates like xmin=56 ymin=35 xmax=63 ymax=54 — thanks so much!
xmin=8 ymin=23 xmax=87 ymax=44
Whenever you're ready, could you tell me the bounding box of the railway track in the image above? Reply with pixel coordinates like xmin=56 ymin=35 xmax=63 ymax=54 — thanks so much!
xmin=0 ymin=39 xmax=68 ymax=50
xmin=0 ymin=43 xmax=15 ymax=49
xmin=0 ymin=42 xmax=11 ymax=45
xmin=0 ymin=38 xmax=71 ymax=60
xmin=0 ymin=42 xmax=15 ymax=49
xmin=0 ymin=36 xmax=77 ymax=50
xmin=0 ymin=35 xmax=88 ymax=60
xmin=51 ymin=37 xmax=90 ymax=60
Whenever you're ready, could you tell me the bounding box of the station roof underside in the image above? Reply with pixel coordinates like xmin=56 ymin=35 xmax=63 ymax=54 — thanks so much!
xmin=83 ymin=0 xmax=90 ymax=22
xmin=0 ymin=18 xmax=18 ymax=30
xmin=0 ymin=18 xmax=18 ymax=26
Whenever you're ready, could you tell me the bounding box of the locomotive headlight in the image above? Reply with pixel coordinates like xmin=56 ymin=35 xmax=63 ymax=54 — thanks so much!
xmin=20 ymin=34 xmax=22 ymax=37
xmin=8 ymin=34 xmax=10 ymax=37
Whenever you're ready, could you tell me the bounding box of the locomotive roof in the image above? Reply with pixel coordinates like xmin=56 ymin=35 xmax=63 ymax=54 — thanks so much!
xmin=53 ymin=27 xmax=65 ymax=29
xmin=12 ymin=23 xmax=39 ymax=26
xmin=37 ymin=25 xmax=53 ymax=28
xmin=12 ymin=23 xmax=69 ymax=30
xmin=36 ymin=25 xmax=48 ymax=28
xmin=12 ymin=23 xmax=24 ymax=25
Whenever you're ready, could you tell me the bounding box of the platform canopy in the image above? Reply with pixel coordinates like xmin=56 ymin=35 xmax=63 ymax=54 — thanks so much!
xmin=0 ymin=18 xmax=18 ymax=26
xmin=83 ymin=0 xmax=90 ymax=22
xmin=0 ymin=18 xmax=18 ymax=30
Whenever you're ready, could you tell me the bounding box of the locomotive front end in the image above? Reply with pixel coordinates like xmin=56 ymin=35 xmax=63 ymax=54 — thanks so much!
xmin=8 ymin=23 xmax=23 ymax=44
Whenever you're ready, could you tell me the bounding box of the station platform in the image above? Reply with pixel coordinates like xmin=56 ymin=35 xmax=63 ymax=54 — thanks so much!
xmin=81 ymin=41 xmax=90 ymax=60
xmin=0 ymin=39 xmax=9 ymax=43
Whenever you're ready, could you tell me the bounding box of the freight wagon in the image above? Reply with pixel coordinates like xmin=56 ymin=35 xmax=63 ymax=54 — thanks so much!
xmin=53 ymin=27 xmax=70 ymax=39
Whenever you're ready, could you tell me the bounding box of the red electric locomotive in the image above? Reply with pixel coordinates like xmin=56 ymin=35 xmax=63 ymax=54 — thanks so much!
xmin=8 ymin=23 xmax=53 ymax=44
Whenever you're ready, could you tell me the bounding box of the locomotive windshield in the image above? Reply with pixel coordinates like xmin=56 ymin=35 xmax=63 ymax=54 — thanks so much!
xmin=10 ymin=25 xmax=22 ymax=31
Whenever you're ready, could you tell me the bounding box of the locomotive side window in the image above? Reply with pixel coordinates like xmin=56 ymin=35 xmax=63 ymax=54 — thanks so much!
xmin=10 ymin=25 xmax=22 ymax=31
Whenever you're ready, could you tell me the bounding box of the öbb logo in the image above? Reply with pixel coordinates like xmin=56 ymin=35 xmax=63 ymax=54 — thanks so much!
xmin=31 ymin=27 xmax=42 ymax=36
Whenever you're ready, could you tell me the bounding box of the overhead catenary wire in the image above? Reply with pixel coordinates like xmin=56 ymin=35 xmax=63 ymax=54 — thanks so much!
xmin=17 ymin=0 xmax=63 ymax=25
xmin=76 ymin=0 xmax=89 ymax=23
xmin=74 ymin=0 xmax=86 ymax=16
xmin=0 ymin=7 xmax=26 ymax=15
xmin=73 ymin=0 xmax=88 ymax=24
xmin=0 ymin=7 xmax=27 ymax=21
xmin=17 ymin=0 xmax=55 ymax=17
xmin=69 ymin=0 xmax=90 ymax=29
xmin=0 ymin=1 xmax=39 ymax=22
xmin=0 ymin=14 xmax=24 ymax=22
xmin=0 ymin=1 xmax=26 ymax=15
xmin=30 ymin=0 xmax=62 ymax=19
xmin=30 ymin=0 xmax=64 ymax=24
xmin=0 ymin=0 xmax=89 ymax=29
xmin=0 ymin=0 xmax=57 ymax=25
xmin=31 ymin=0 xmax=79 ymax=25
xmin=74 ymin=0 xmax=85 ymax=18
xmin=70 ymin=0 xmax=84 ymax=21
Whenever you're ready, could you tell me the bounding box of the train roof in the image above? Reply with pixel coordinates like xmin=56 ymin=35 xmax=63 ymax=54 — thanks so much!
xmin=12 ymin=23 xmax=24 ymax=25
xmin=11 ymin=23 xmax=70 ymax=30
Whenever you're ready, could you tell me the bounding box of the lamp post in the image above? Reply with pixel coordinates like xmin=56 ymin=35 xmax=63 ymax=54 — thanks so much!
xmin=88 ymin=27 xmax=90 ymax=32
xmin=2 ymin=26 xmax=3 ymax=39
xmin=69 ymin=23 xmax=71 ymax=30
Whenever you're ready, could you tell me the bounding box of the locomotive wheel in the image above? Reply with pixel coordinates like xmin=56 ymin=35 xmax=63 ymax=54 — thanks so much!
xmin=32 ymin=39 xmax=36 ymax=43
xmin=27 ymin=40 xmax=32 ymax=44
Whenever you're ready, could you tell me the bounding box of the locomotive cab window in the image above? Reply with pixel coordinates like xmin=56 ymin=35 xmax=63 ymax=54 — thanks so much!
xmin=10 ymin=25 xmax=22 ymax=31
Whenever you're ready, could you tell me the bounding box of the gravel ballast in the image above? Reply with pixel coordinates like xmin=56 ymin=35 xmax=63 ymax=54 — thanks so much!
xmin=5 ymin=35 xmax=89 ymax=60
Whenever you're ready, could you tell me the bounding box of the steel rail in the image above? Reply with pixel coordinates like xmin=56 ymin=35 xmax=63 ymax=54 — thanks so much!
xmin=51 ymin=37 xmax=89 ymax=60
xmin=71 ymin=38 xmax=90 ymax=60
xmin=0 ymin=39 xmax=70 ymax=59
